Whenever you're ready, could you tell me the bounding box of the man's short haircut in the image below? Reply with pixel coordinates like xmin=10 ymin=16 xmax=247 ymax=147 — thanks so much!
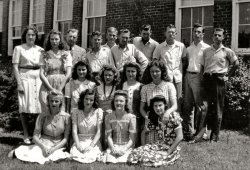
xmin=166 ymin=24 xmax=176 ymax=30
xmin=119 ymin=29 xmax=131 ymax=35
xmin=107 ymin=27 xmax=118 ymax=34
xmin=141 ymin=24 xmax=151 ymax=32
xmin=193 ymin=23 xmax=205 ymax=33
xmin=214 ymin=28 xmax=225 ymax=35
xmin=91 ymin=31 xmax=102 ymax=38
xmin=67 ymin=28 xmax=79 ymax=34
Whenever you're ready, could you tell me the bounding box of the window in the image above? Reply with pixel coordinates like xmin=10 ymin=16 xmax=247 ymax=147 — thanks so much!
xmin=54 ymin=0 xmax=73 ymax=37
xmin=232 ymin=0 xmax=250 ymax=53
xmin=82 ymin=0 xmax=106 ymax=48
xmin=30 ymin=0 xmax=45 ymax=33
xmin=176 ymin=0 xmax=214 ymax=47
xmin=0 ymin=1 xmax=3 ymax=32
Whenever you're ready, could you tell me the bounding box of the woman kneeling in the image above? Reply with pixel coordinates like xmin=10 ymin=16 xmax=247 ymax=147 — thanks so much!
xmin=128 ymin=95 xmax=183 ymax=167
xmin=12 ymin=93 xmax=70 ymax=164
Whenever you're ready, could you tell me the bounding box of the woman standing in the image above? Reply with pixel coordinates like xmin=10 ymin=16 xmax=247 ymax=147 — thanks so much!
xmin=12 ymin=26 xmax=43 ymax=144
xmin=140 ymin=60 xmax=177 ymax=145
xmin=39 ymin=30 xmax=72 ymax=112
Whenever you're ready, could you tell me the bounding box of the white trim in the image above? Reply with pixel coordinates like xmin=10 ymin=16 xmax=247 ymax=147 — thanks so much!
xmin=0 ymin=1 xmax=3 ymax=32
xmin=82 ymin=0 xmax=88 ymax=48
xmin=175 ymin=0 xmax=181 ymax=41
xmin=29 ymin=0 xmax=33 ymax=25
xmin=85 ymin=14 xmax=106 ymax=19
xmin=53 ymin=0 xmax=58 ymax=29
xmin=178 ymin=4 xmax=213 ymax=9
xmin=8 ymin=0 xmax=13 ymax=56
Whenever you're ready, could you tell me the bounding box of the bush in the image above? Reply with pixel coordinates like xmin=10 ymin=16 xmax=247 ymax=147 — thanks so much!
xmin=223 ymin=55 xmax=250 ymax=129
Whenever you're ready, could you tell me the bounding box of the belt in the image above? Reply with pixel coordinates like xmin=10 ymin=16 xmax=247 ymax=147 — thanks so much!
xmin=19 ymin=65 xmax=40 ymax=70
xmin=204 ymin=73 xmax=225 ymax=76
xmin=187 ymin=71 xmax=199 ymax=74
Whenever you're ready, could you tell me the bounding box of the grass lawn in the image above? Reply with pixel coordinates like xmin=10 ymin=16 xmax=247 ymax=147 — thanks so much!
xmin=0 ymin=130 xmax=249 ymax=170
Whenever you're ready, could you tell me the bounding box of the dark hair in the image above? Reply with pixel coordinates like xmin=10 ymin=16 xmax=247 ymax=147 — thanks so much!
xmin=21 ymin=25 xmax=39 ymax=44
xmin=141 ymin=24 xmax=151 ymax=32
xmin=141 ymin=60 xmax=170 ymax=84
xmin=214 ymin=28 xmax=225 ymax=35
xmin=100 ymin=65 xmax=120 ymax=85
xmin=148 ymin=95 xmax=168 ymax=126
xmin=78 ymin=88 xmax=99 ymax=110
xmin=67 ymin=28 xmax=79 ymax=34
xmin=193 ymin=23 xmax=205 ymax=33
xmin=72 ymin=61 xmax=92 ymax=80
xmin=111 ymin=90 xmax=130 ymax=112
xmin=166 ymin=24 xmax=176 ymax=30
xmin=119 ymin=29 xmax=131 ymax=36
xmin=44 ymin=29 xmax=66 ymax=51
xmin=91 ymin=31 xmax=102 ymax=38
xmin=121 ymin=62 xmax=141 ymax=84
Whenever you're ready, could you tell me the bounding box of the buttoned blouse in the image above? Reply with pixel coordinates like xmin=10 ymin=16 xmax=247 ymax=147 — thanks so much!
xmin=86 ymin=47 xmax=113 ymax=73
xmin=201 ymin=45 xmax=238 ymax=74
xmin=133 ymin=37 xmax=159 ymax=61
xmin=141 ymin=81 xmax=176 ymax=106
xmin=153 ymin=40 xmax=186 ymax=83
xmin=187 ymin=41 xmax=210 ymax=73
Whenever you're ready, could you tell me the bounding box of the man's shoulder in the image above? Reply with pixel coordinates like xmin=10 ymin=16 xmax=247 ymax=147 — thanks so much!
xmin=149 ymin=38 xmax=159 ymax=45
xmin=174 ymin=40 xmax=185 ymax=47
xmin=74 ymin=45 xmax=86 ymax=52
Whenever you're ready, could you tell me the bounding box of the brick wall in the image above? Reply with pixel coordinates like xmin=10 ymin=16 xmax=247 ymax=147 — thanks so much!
xmin=44 ymin=0 xmax=54 ymax=34
xmin=21 ymin=0 xmax=30 ymax=33
xmin=72 ymin=0 xmax=83 ymax=46
xmin=106 ymin=0 xmax=175 ymax=43
xmin=214 ymin=0 xmax=232 ymax=47
xmin=1 ymin=0 xmax=9 ymax=62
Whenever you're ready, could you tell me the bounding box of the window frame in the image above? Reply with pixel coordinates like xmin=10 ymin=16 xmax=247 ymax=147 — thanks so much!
xmin=0 ymin=1 xmax=3 ymax=32
xmin=175 ymin=0 xmax=214 ymax=43
xmin=232 ymin=0 xmax=250 ymax=54
xmin=29 ymin=0 xmax=46 ymax=35
xmin=82 ymin=0 xmax=106 ymax=48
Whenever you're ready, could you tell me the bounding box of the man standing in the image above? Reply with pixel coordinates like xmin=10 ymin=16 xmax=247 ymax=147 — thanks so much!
xmin=102 ymin=27 xmax=118 ymax=49
xmin=111 ymin=29 xmax=148 ymax=73
xmin=201 ymin=28 xmax=239 ymax=142
xmin=86 ymin=31 xmax=114 ymax=83
xmin=153 ymin=24 xmax=188 ymax=111
xmin=133 ymin=24 xmax=159 ymax=61
xmin=66 ymin=28 xmax=86 ymax=66
xmin=183 ymin=23 xmax=210 ymax=141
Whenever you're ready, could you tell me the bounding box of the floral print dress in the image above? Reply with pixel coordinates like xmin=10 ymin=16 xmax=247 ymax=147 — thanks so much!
xmin=128 ymin=112 xmax=182 ymax=167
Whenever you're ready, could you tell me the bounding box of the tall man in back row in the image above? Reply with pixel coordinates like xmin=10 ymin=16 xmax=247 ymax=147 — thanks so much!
xmin=201 ymin=28 xmax=239 ymax=142
xmin=153 ymin=24 xmax=188 ymax=112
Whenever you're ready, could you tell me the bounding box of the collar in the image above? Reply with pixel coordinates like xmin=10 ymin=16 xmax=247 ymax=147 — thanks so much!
xmin=118 ymin=44 xmax=129 ymax=51
xmin=192 ymin=40 xmax=205 ymax=47
xmin=74 ymin=79 xmax=90 ymax=85
xmin=90 ymin=47 xmax=102 ymax=54
xmin=163 ymin=40 xmax=179 ymax=48
xmin=150 ymin=81 xmax=165 ymax=90
xmin=140 ymin=37 xmax=153 ymax=45
xmin=212 ymin=44 xmax=225 ymax=51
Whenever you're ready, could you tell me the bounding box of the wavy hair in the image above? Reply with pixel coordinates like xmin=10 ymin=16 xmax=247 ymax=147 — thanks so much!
xmin=72 ymin=61 xmax=92 ymax=80
xmin=100 ymin=65 xmax=120 ymax=85
xmin=78 ymin=88 xmax=99 ymax=110
xmin=148 ymin=95 xmax=168 ymax=126
xmin=120 ymin=62 xmax=141 ymax=84
xmin=141 ymin=60 xmax=170 ymax=84
xmin=111 ymin=90 xmax=130 ymax=113
xmin=44 ymin=29 xmax=67 ymax=51
xmin=21 ymin=25 xmax=39 ymax=44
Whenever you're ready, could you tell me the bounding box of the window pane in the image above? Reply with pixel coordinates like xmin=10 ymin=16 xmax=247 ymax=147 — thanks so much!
xmin=94 ymin=17 xmax=101 ymax=31
xmin=192 ymin=7 xmax=202 ymax=25
xmin=57 ymin=0 xmax=73 ymax=20
xmin=238 ymin=25 xmax=250 ymax=48
xmin=101 ymin=0 xmax=107 ymax=15
xmin=203 ymin=27 xmax=213 ymax=45
xmin=182 ymin=8 xmax=191 ymax=28
xmin=0 ymin=2 xmax=2 ymax=31
xmin=94 ymin=0 xmax=100 ymax=16
xmin=101 ymin=17 xmax=106 ymax=33
xmin=88 ymin=18 xmax=94 ymax=33
xmin=239 ymin=3 xmax=250 ymax=25
xmin=181 ymin=28 xmax=191 ymax=47
xmin=204 ymin=6 xmax=213 ymax=26
xmin=87 ymin=0 xmax=94 ymax=16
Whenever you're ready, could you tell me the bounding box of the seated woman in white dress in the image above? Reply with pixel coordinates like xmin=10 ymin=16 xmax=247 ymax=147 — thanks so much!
xmin=70 ymin=89 xmax=103 ymax=163
xmin=9 ymin=93 xmax=71 ymax=164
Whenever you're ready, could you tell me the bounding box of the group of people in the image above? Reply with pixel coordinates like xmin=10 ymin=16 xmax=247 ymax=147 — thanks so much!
xmin=9 ymin=23 xmax=238 ymax=167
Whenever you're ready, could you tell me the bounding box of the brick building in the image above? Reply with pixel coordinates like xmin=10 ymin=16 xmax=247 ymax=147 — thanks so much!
xmin=0 ymin=0 xmax=250 ymax=62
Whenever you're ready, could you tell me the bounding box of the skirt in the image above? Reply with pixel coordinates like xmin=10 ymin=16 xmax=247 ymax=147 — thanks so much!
xmin=18 ymin=69 xmax=42 ymax=113
xmin=128 ymin=144 xmax=181 ymax=167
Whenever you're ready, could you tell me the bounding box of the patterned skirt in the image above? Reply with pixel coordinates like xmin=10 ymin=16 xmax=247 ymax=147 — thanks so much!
xmin=128 ymin=144 xmax=181 ymax=167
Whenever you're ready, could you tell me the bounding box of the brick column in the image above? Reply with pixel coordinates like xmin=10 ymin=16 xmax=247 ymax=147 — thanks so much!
xmin=72 ymin=0 xmax=83 ymax=46
xmin=44 ymin=0 xmax=54 ymax=34
xmin=21 ymin=0 xmax=30 ymax=32
xmin=1 ymin=0 xmax=9 ymax=61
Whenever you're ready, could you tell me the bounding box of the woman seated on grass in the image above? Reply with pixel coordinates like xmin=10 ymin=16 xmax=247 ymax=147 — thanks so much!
xmin=8 ymin=93 xmax=71 ymax=164
xmin=128 ymin=95 xmax=183 ymax=167
xmin=101 ymin=90 xmax=136 ymax=163
xmin=70 ymin=89 xmax=103 ymax=163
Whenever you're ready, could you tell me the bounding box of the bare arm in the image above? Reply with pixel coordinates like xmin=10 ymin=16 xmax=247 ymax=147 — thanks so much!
xmin=140 ymin=101 xmax=148 ymax=119
xmin=228 ymin=60 xmax=239 ymax=77
xmin=40 ymin=66 xmax=53 ymax=91
xmin=167 ymin=127 xmax=183 ymax=155
xmin=13 ymin=64 xmax=24 ymax=93
xmin=58 ymin=66 xmax=72 ymax=92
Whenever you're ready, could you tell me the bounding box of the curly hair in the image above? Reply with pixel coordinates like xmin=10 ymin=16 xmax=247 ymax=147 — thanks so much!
xmin=72 ymin=61 xmax=92 ymax=80
xmin=100 ymin=65 xmax=120 ymax=85
xmin=78 ymin=88 xmax=99 ymax=110
xmin=141 ymin=60 xmax=170 ymax=84
xmin=120 ymin=62 xmax=141 ymax=84
xmin=148 ymin=95 xmax=168 ymax=126
xmin=44 ymin=29 xmax=67 ymax=51
xmin=111 ymin=90 xmax=130 ymax=113
xmin=47 ymin=93 xmax=64 ymax=112
xmin=21 ymin=25 xmax=39 ymax=44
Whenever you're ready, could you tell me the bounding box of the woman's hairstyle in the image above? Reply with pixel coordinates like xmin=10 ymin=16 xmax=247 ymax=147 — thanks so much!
xmin=120 ymin=62 xmax=141 ymax=84
xmin=111 ymin=90 xmax=130 ymax=112
xmin=44 ymin=29 xmax=66 ymax=51
xmin=141 ymin=60 xmax=170 ymax=84
xmin=148 ymin=95 xmax=168 ymax=126
xmin=21 ymin=25 xmax=39 ymax=44
xmin=47 ymin=93 xmax=64 ymax=111
xmin=72 ymin=61 xmax=92 ymax=80
xmin=78 ymin=88 xmax=99 ymax=110
xmin=100 ymin=65 xmax=120 ymax=85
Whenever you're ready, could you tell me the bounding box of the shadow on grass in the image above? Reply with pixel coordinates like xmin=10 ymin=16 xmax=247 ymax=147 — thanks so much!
xmin=0 ymin=136 xmax=23 ymax=146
